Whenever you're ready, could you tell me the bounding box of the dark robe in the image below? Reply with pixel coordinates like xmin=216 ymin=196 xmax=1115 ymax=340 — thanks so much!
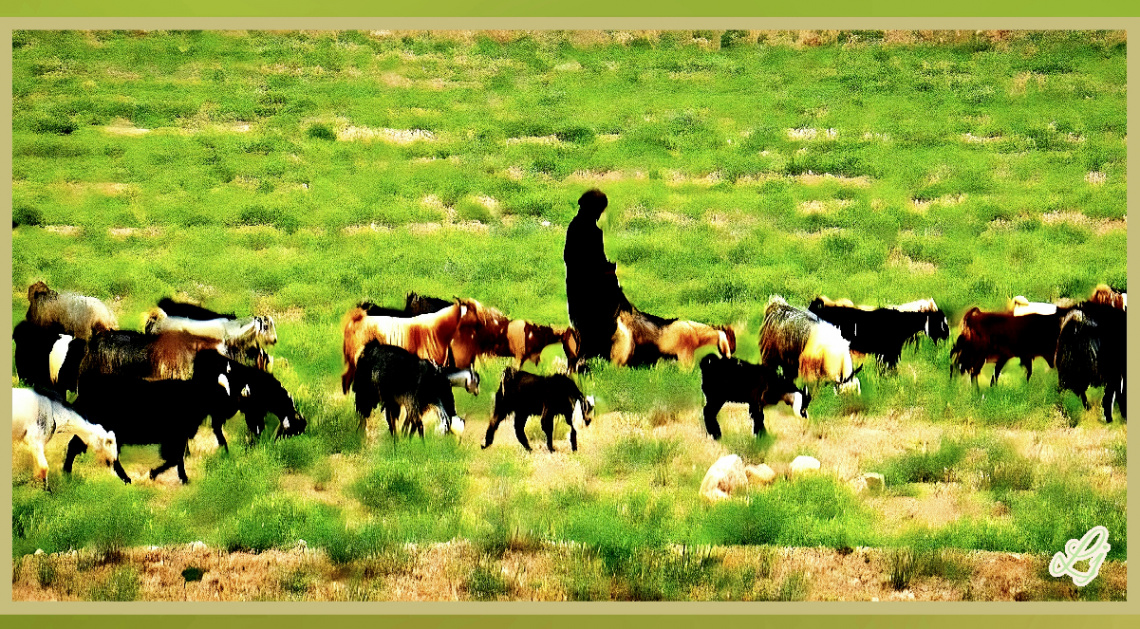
xmin=564 ymin=211 xmax=630 ymax=362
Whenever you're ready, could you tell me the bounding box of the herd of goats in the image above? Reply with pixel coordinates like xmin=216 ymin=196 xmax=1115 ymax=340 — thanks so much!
xmin=10 ymin=275 xmax=1128 ymax=491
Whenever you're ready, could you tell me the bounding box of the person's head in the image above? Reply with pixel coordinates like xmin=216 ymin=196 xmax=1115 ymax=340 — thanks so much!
xmin=577 ymin=189 xmax=608 ymax=220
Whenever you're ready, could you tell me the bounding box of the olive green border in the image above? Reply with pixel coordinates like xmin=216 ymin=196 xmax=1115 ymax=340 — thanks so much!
xmin=0 ymin=0 xmax=1138 ymax=17
xmin=0 ymin=6 xmax=1135 ymax=628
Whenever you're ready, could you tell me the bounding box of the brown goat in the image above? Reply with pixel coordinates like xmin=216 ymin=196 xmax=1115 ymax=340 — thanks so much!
xmin=26 ymin=281 xmax=118 ymax=340
xmin=341 ymin=300 xmax=476 ymax=394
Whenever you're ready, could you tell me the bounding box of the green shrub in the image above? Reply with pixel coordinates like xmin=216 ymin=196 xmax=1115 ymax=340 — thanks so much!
xmin=306 ymin=123 xmax=337 ymax=141
xmin=223 ymin=495 xmax=309 ymax=553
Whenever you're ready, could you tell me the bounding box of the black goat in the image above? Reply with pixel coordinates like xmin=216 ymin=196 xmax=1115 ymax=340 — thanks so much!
xmin=1056 ymin=302 xmax=1126 ymax=423
xmin=483 ymin=367 xmax=594 ymax=452
xmin=352 ymin=341 xmax=469 ymax=438
xmin=65 ymin=352 xmax=237 ymax=484
xmin=699 ymin=354 xmax=810 ymax=438
xmin=807 ymin=298 xmax=949 ymax=369
xmin=215 ymin=357 xmax=308 ymax=450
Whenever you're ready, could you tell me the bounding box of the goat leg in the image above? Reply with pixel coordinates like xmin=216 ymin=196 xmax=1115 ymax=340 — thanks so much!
xmin=513 ymin=414 xmax=533 ymax=451
xmin=149 ymin=460 xmax=176 ymax=481
xmin=702 ymin=398 xmax=724 ymax=440
xmin=541 ymin=411 xmax=556 ymax=452
xmin=212 ymin=419 xmax=230 ymax=453
xmin=991 ymin=357 xmax=1010 ymax=386
xmin=482 ymin=413 xmax=504 ymax=449
xmin=748 ymin=400 xmax=767 ymax=437
xmin=113 ymin=459 xmax=131 ymax=484
xmin=1102 ymin=387 xmax=1115 ymax=424
xmin=63 ymin=435 xmax=87 ymax=474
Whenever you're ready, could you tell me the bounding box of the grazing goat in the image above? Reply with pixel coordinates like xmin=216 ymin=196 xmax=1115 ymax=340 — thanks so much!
xmin=483 ymin=368 xmax=594 ymax=452
xmin=758 ymin=296 xmax=862 ymax=392
xmin=1055 ymin=303 xmax=1126 ymax=423
xmin=199 ymin=354 xmax=309 ymax=451
xmin=145 ymin=308 xmax=276 ymax=372
xmin=610 ymin=308 xmax=735 ymax=368
xmin=699 ymin=354 xmax=810 ymax=438
xmin=13 ymin=320 xmax=86 ymax=394
xmin=67 ymin=356 xmax=237 ymax=484
xmin=352 ymin=342 xmax=468 ymax=437
xmin=951 ymin=307 xmax=1068 ymax=386
xmin=12 ymin=388 xmax=119 ymax=489
xmin=26 ymin=281 xmax=118 ymax=341
xmin=341 ymin=299 xmax=476 ymax=394
xmin=808 ymin=297 xmax=949 ymax=369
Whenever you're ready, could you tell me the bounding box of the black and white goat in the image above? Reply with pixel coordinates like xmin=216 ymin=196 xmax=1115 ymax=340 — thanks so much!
xmin=483 ymin=367 xmax=594 ymax=452
xmin=351 ymin=341 xmax=471 ymax=438
xmin=699 ymin=354 xmax=810 ymax=438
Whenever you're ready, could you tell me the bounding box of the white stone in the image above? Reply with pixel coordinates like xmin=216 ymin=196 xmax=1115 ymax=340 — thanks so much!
xmin=745 ymin=463 xmax=777 ymax=486
xmin=700 ymin=455 xmax=747 ymax=502
xmin=789 ymin=455 xmax=821 ymax=476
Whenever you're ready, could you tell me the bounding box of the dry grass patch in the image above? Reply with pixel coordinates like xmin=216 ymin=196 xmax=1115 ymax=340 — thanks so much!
xmin=1085 ymin=171 xmax=1107 ymax=185
xmin=100 ymin=124 xmax=150 ymax=136
xmin=342 ymin=223 xmax=393 ymax=236
xmin=888 ymin=249 xmax=938 ymax=276
xmin=338 ymin=126 xmax=436 ymax=144
xmin=504 ymin=135 xmax=561 ymax=146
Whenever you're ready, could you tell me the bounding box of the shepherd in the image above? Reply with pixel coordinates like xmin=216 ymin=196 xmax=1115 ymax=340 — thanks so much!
xmin=564 ymin=189 xmax=632 ymax=368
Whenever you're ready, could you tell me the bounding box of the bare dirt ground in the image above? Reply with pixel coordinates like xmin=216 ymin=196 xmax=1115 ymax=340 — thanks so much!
xmin=12 ymin=540 xmax=1126 ymax=602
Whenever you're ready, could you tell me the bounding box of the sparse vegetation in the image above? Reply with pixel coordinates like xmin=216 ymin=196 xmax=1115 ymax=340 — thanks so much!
xmin=11 ymin=29 xmax=1126 ymax=601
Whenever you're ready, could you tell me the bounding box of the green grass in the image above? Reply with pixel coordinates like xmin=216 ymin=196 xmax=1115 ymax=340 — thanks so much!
xmin=10 ymin=30 xmax=1128 ymax=599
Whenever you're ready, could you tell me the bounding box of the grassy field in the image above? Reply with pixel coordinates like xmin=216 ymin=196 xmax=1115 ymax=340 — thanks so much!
xmin=10 ymin=29 xmax=1127 ymax=601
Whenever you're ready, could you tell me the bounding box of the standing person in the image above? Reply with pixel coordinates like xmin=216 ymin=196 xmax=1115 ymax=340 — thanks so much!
xmin=564 ymin=189 xmax=631 ymax=366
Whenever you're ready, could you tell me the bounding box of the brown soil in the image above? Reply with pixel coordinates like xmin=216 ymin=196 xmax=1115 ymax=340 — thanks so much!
xmin=12 ymin=541 xmax=1125 ymax=602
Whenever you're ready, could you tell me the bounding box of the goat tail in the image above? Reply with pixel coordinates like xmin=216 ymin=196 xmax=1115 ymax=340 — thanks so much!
xmin=342 ymin=363 xmax=356 ymax=395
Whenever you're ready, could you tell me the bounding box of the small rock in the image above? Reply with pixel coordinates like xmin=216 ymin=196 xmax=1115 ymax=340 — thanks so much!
xmin=745 ymin=463 xmax=777 ymax=486
xmin=188 ymin=541 xmax=208 ymax=552
xmin=700 ymin=455 xmax=747 ymax=502
xmin=33 ymin=549 xmax=44 ymax=556
xmin=789 ymin=455 xmax=821 ymax=476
